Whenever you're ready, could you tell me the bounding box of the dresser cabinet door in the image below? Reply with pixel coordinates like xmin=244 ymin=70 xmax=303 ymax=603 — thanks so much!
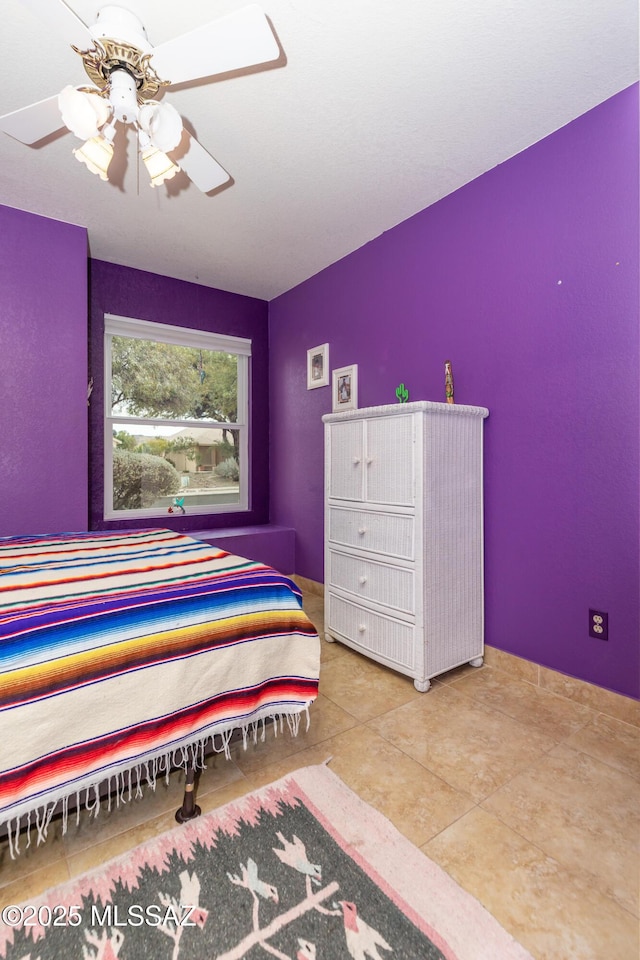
xmin=327 ymin=419 xmax=364 ymax=500
xmin=327 ymin=414 xmax=415 ymax=505
xmin=365 ymin=414 xmax=415 ymax=505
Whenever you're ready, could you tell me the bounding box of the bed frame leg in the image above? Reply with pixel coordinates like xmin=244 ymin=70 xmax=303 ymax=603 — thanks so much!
xmin=175 ymin=766 xmax=202 ymax=823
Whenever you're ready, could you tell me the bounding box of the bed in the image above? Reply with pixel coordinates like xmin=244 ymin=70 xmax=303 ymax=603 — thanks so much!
xmin=0 ymin=528 xmax=320 ymax=856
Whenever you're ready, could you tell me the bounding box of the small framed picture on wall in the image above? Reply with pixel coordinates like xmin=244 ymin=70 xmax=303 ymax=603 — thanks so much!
xmin=307 ymin=343 xmax=329 ymax=389
xmin=332 ymin=364 xmax=358 ymax=412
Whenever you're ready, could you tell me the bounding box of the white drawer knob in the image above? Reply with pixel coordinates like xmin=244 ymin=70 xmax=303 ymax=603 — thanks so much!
xmin=358 ymin=624 xmax=366 ymax=633
xmin=366 ymin=457 xmax=373 ymax=465
xmin=359 ymin=576 xmax=367 ymax=585
xmin=358 ymin=527 xmax=367 ymax=535
xmin=353 ymin=457 xmax=361 ymax=464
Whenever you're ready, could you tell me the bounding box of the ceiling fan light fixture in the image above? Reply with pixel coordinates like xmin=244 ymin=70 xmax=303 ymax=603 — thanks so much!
xmin=58 ymin=84 xmax=111 ymax=140
xmin=138 ymin=101 xmax=183 ymax=153
xmin=73 ymin=132 xmax=114 ymax=181
xmin=141 ymin=143 xmax=180 ymax=187
xmin=1 ymin=3 xmax=279 ymax=192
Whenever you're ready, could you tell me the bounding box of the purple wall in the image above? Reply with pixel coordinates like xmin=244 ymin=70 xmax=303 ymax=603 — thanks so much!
xmin=269 ymin=85 xmax=640 ymax=699
xmin=0 ymin=204 xmax=89 ymax=536
xmin=88 ymin=260 xmax=269 ymax=533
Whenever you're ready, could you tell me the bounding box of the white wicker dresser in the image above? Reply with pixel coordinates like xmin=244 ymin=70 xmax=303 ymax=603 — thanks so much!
xmin=322 ymin=400 xmax=489 ymax=691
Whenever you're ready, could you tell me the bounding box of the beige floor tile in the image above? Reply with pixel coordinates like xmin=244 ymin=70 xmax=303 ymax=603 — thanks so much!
xmin=317 ymin=725 xmax=476 ymax=847
xmin=302 ymin=604 xmax=325 ymax=636
xmin=302 ymin=593 xmax=325 ymax=615
xmin=293 ymin=575 xmax=324 ymax=598
xmin=432 ymin=661 xmax=485 ymax=685
xmin=196 ymin=775 xmax=256 ymax=813
xmin=564 ymin=712 xmax=640 ymax=781
xmin=319 ymin=635 xmax=345 ymax=662
xmin=0 ymin=858 xmax=70 ymax=909
xmin=194 ymin=751 xmax=246 ymax=791
xmin=235 ymin=745 xmax=339 ymax=793
xmin=451 ymin=666 xmax=596 ymax=739
xmin=318 ymin=644 xmax=423 ymax=721
xmin=0 ymin=818 xmax=67 ymax=890
xmin=66 ymin=807 xmax=180 ymax=879
xmin=229 ymin=693 xmax=358 ymax=773
xmin=226 ymin=725 xmax=305 ymax=775
xmin=370 ymin=683 xmax=557 ymax=801
xmin=482 ymin=744 xmax=640 ymax=916
xmin=306 ymin=690 xmax=361 ymax=740
xmin=425 ymin=806 xmax=639 ymax=960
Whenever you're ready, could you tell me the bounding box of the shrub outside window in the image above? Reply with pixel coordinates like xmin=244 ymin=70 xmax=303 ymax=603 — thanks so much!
xmin=104 ymin=314 xmax=250 ymax=520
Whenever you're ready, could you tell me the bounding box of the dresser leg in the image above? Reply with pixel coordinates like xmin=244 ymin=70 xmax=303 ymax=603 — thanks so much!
xmin=414 ymin=677 xmax=431 ymax=692
xmin=324 ymin=632 xmax=335 ymax=643
xmin=469 ymin=657 xmax=484 ymax=668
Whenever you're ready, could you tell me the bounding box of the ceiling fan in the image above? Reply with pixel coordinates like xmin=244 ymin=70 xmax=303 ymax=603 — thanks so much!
xmin=0 ymin=0 xmax=281 ymax=192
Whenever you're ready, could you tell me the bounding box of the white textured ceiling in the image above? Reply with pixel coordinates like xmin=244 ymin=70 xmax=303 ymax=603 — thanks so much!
xmin=0 ymin=0 xmax=637 ymax=300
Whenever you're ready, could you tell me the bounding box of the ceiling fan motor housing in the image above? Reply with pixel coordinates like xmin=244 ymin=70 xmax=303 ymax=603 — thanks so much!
xmin=90 ymin=6 xmax=151 ymax=53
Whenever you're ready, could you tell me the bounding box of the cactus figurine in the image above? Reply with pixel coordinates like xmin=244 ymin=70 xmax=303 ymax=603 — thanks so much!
xmin=395 ymin=383 xmax=409 ymax=403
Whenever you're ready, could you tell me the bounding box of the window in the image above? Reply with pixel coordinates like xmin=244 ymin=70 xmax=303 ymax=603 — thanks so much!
xmin=104 ymin=314 xmax=250 ymax=520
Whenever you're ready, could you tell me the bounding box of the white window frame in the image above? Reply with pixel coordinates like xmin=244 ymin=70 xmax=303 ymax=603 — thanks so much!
xmin=104 ymin=314 xmax=250 ymax=521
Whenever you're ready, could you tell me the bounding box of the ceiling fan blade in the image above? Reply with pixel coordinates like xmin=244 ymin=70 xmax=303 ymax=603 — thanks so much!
xmin=16 ymin=0 xmax=93 ymax=49
xmin=171 ymin=132 xmax=230 ymax=193
xmin=151 ymin=4 xmax=279 ymax=86
xmin=0 ymin=95 xmax=66 ymax=145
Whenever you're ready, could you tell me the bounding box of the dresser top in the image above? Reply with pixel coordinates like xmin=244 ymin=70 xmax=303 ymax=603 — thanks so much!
xmin=322 ymin=400 xmax=489 ymax=423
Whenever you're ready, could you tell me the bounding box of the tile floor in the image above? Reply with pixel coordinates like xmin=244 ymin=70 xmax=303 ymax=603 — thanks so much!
xmin=1 ymin=590 xmax=638 ymax=959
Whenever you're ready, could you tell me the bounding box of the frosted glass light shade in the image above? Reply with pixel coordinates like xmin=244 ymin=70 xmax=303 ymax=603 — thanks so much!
xmin=138 ymin=101 xmax=183 ymax=153
xmin=59 ymin=85 xmax=111 ymax=140
xmin=73 ymin=135 xmax=114 ymax=180
xmin=141 ymin=145 xmax=180 ymax=186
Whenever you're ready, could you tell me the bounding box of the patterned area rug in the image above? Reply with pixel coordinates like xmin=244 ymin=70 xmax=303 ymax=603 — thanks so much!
xmin=0 ymin=764 xmax=532 ymax=959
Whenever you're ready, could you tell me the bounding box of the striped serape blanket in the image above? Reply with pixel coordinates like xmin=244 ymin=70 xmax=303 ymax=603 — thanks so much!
xmin=0 ymin=528 xmax=320 ymax=855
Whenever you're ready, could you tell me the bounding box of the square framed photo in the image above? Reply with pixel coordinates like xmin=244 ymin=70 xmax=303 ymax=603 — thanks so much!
xmin=307 ymin=343 xmax=329 ymax=389
xmin=332 ymin=364 xmax=358 ymax=412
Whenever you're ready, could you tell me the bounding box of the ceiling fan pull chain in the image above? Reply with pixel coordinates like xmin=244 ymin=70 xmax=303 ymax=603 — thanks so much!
xmin=136 ymin=125 xmax=140 ymax=196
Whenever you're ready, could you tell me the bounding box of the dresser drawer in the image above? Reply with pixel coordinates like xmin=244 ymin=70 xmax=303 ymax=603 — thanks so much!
xmin=327 ymin=550 xmax=414 ymax=614
xmin=327 ymin=593 xmax=415 ymax=669
xmin=328 ymin=507 xmax=414 ymax=560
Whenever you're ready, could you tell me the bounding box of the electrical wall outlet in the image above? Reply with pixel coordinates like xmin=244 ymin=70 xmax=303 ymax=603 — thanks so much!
xmin=589 ymin=609 xmax=608 ymax=641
